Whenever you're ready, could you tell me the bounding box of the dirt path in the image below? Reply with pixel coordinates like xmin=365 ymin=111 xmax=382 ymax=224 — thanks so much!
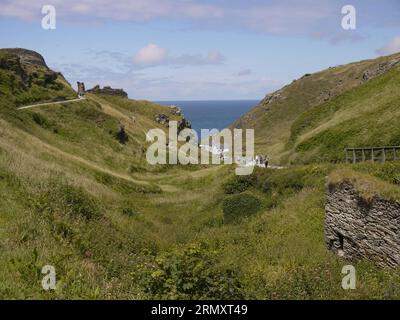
xmin=17 ymin=97 xmax=84 ymax=110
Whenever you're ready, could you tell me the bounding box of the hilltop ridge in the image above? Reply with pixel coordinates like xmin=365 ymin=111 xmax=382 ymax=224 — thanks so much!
xmin=1 ymin=48 xmax=49 ymax=69
xmin=232 ymin=52 xmax=400 ymax=164
xmin=0 ymin=48 xmax=76 ymax=106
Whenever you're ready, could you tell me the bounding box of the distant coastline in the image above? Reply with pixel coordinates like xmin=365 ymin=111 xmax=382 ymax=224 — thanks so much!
xmin=157 ymin=100 xmax=259 ymax=135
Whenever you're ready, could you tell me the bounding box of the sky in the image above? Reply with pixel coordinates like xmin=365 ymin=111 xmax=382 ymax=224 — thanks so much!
xmin=0 ymin=0 xmax=399 ymax=101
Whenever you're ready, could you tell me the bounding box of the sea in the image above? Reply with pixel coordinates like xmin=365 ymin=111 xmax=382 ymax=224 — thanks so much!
xmin=156 ymin=100 xmax=259 ymax=136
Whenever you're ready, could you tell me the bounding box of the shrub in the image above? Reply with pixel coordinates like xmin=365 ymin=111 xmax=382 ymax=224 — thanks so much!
xmin=116 ymin=124 xmax=129 ymax=144
xmin=32 ymin=112 xmax=48 ymax=127
xmin=222 ymin=192 xmax=261 ymax=223
xmin=223 ymin=174 xmax=257 ymax=194
xmin=136 ymin=243 xmax=244 ymax=299
xmin=262 ymin=169 xmax=305 ymax=194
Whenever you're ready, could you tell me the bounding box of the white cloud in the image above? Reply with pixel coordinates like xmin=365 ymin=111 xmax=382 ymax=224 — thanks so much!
xmin=133 ymin=44 xmax=225 ymax=68
xmin=133 ymin=44 xmax=168 ymax=66
xmin=0 ymin=0 xmax=380 ymax=41
xmin=376 ymin=36 xmax=400 ymax=55
xmin=0 ymin=0 xmax=222 ymax=22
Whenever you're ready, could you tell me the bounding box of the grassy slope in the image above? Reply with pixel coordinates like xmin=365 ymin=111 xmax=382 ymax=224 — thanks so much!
xmin=2 ymin=49 xmax=400 ymax=299
xmin=232 ymin=52 xmax=400 ymax=165
xmin=0 ymin=53 xmax=233 ymax=297
xmin=286 ymin=66 xmax=400 ymax=164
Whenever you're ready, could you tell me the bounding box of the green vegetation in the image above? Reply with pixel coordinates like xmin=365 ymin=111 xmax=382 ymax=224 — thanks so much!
xmin=1 ymin=48 xmax=400 ymax=299
xmin=136 ymin=243 xmax=244 ymax=299
xmin=222 ymin=174 xmax=256 ymax=194
xmin=328 ymin=168 xmax=400 ymax=202
xmin=222 ymin=192 xmax=261 ymax=223
xmin=233 ymin=52 xmax=400 ymax=165
xmin=0 ymin=49 xmax=76 ymax=106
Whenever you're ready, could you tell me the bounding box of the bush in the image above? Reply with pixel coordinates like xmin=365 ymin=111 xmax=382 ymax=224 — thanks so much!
xmin=116 ymin=124 xmax=129 ymax=144
xmin=262 ymin=169 xmax=305 ymax=194
xmin=223 ymin=174 xmax=257 ymax=194
xmin=136 ymin=243 xmax=244 ymax=299
xmin=222 ymin=192 xmax=261 ymax=223
xmin=32 ymin=112 xmax=48 ymax=127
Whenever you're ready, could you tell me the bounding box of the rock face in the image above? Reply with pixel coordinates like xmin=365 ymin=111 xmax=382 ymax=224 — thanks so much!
xmin=260 ymin=89 xmax=285 ymax=111
xmin=154 ymin=114 xmax=192 ymax=135
xmin=0 ymin=48 xmax=63 ymax=89
xmin=170 ymin=105 xmax=182 ymax=116
xmin=362 ymin=58 xmax=400 ymax=82
xmin=87 ymin=85 xmax=128 ymax=97
xmin=154 ymin=114 xmax=170 ymax=125
xmin=0 ymin=53 xmax=30 ymax=87
xmin=325 ymin=182 xmax=400 ymax=268
xmin=177 ymin=117 xmax=191 ymax=133
xmin=1 ymin=48 xmax=49 ymax=69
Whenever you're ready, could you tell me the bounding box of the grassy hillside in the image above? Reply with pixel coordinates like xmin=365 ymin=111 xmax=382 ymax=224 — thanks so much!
xmin=232 ymin=52 xmax=400 ymax=165
xmin=2 ymin=48 xmax=400 ymax=299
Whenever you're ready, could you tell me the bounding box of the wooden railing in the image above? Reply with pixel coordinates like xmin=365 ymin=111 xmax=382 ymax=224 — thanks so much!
xmin=345 ymin=146 xmax=400 ymax=164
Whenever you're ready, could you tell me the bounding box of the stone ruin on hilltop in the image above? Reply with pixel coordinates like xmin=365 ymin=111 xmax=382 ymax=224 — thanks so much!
xmin=87 ymin=84 xmax=128 ymax=98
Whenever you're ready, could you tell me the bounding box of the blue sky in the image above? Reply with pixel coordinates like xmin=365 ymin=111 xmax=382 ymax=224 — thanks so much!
xmin=0 ymin=0 xmax=399 ymax=100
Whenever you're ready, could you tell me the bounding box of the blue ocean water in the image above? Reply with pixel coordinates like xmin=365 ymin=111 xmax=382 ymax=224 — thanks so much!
xmin=157 ymin=100 xmax=259 ymax=136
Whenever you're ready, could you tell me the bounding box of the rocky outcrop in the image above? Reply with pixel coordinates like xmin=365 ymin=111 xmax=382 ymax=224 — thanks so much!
xmin=325 ymin=182 xmax=400 ymax=268
xmin=177 ymin=117 xmax=192 ymax=133
xmin=0 ymin=48 xmax=61 ymax=88
xmin=0 ymin=53 xmax=30 ymax=87
xmin=170 ymin=105 xmax=182 ymax=116
xmin=87 ymin=85 xmax=128 ymax=97
xmin=259 ymin=89 xmax=286 ymax=112
xmin=1 ymin=48 xmax=49 ymax=69
xmin=362 ymin=58 xmax=400 ymax=82
xmin=154 ymin=114 xmax=170 ymax=125
xmin=154 ymin=114 xmax=191 ymax=134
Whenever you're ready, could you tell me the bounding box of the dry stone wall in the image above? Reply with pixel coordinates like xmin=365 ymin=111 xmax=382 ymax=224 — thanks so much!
xmin=325 ymin=182 xmax=400 ymax=268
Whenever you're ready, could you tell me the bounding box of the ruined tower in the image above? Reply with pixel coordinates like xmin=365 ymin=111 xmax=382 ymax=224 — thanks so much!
xmin=77 ymin=81 xmax=85 ymax=97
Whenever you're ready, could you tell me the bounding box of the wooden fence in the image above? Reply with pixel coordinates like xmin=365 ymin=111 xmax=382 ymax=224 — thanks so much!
xmin=345 ymin=146 xmax=400 ymax=164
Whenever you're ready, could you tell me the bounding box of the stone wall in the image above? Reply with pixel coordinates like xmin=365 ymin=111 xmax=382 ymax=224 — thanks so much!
xmin=87 ymin=85 xmax=128 ymax=98
xmin=325 ymin=182 xmax=400 ymax=268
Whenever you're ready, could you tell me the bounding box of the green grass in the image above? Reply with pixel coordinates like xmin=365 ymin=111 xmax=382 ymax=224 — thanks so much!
xmin=232 ymin=52 xmax=400 ymax=165
xmin=289 ymin=66 xmax=400 ymax=164
xmin=328 ymin=168 xmax=400 ymax=202
xmin=2 ymin=48 xmax=400 ymax=299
